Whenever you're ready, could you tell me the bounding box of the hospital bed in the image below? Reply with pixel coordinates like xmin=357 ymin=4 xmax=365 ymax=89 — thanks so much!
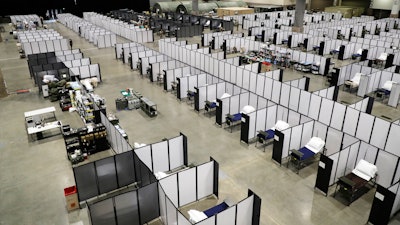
xmin=287 ymin=137 xmax=326 ymax=174
xmin=334 ymin=159 xmax=378 ymax=205
xmin=344 ymin=72 xmax=362 ymax=93
xmin=205 ymin=100 xmax=217 ymax=114
xmin=375 ymin=52 xmax=388 ymax=68
xmin=294 ymin=61 xmax=312 ymax=73
xmin=330 ymin=46 xmax=340 ymax=57
xmin=225 ymin=105 xmax=255 ymax=132
xmin=225 ymin=113 xmax=242 ymax=132
xmin=351 ymin=49 xmax=362 ymax=60
xmin=375 ymin=80 xmax=395 ymax=101
xmin=188 ymin=199 xmax=233 ymax=223
xmin=256 ymin=120 xmax=290 ymax=151
xmin=204 ymin=93 xmax=231 ymax=116
xmin=187 ymin=90 xmax=195 ymax=105
xmin=311 ymin=62 xmax=320 ymax=75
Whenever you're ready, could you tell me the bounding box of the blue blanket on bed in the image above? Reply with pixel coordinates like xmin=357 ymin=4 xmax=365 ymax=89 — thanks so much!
xmin=203 ymin=202 xmax=229 ymax=217
xmin=298 ymin=147 xmax=315 ymax=160
xmin=208 ymin=102 xmax=217 ymax=108
xmin=258 ymin=129 xmax=275 ymax=140
xmin=376 ymin=88 xmax=391 ymax=96
xmin=229 ymin=113 xmax=242 ymax=122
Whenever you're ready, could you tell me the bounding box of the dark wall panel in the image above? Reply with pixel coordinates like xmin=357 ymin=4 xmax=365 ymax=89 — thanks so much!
xmin=89 ymin=198 xmax=117 ymax=225
xmin=115 ymin=151 xmax=136 ymax=187
xmin=74 ymin=162 xmax=99 ymax=202
xmin=115 ymin=191 xmax=140 ymax=225
xmin=1 ymin=1 xmax=150 ymax=19
xmin=96 ymin=157 xmax=118 ymax=195
xmin=138 ymin=182 xmax=160 ymax=223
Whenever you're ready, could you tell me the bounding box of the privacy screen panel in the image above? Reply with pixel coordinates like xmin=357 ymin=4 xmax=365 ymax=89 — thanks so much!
xmin=74 ymin=162 xmax=99 ymax=201
xmin=216 ymin=206 xmax=236 ymax=225
xmin=158 ymin=184 xmax=167 ymax=224
xmin=355 ymin=113 xmax=374 ymax=143
xmin=89 ymin=198 xmax=116 ymax=225
xmin=197 ymin=162 xmax=214 ymax=200
xmin=178 ymin=168 xmax=197 ymax=207
xmin=375 ymin=151 xmax=398 ymax=188
xmin=318 ymin=98 xmax=334 ymax=126
xmin=236 ymin=195 xmax=254 ymax=225
xmin=138 ymin=182 xmax=160 ymax=223
xmin=330 ymin=102 xmax=346 ymax=131
xmin=385 ymin=124 xmax=400 ymax=157
xmin=197 ymin=216 xmax=215 ymax=225
xmin=115 ymin=191 xmax=140 ymax=225
xmin=135 ymin=145 xmax=152 ymax=171
xmin=298 ymin=90 xmax=311 ymax=115
xmin=308 ymin=94 xmax=321 ymax=120
xmin=343 ymin=107 xmax=360 ymax=136
xmin=178 ymin=211 xmax=191 ymax=225
xmin=166 ymin=196 xmax=178 ymax=225
xmin=152 ymin=141 xmax=170 ymax=173
xmin=325 ymin=128 xmax=343 ymax=156
xmin=95 ymin=157 xmax=118 ymax=195
xmin=168 ymin=136 xmax=185 ymax=170
xmin=115 ymin=151 xmax=136 ymax=188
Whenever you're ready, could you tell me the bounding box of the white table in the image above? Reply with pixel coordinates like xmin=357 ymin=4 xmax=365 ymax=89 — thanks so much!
xmin=27 ymin=121 xmax=62 ymax=135
xmin=24 ymin=106 xmax=60 ymax=141
xmin=24 ymin=106 xmax=56 ymax=118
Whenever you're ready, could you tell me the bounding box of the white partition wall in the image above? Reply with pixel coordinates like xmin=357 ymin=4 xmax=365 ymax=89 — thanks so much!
xmin=134 ymin=134 xmax=187 ymax=174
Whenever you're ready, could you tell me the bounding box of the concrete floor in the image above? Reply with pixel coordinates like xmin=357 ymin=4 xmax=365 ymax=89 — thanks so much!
xmin=1 ymin=20 xmax=400 ymax=225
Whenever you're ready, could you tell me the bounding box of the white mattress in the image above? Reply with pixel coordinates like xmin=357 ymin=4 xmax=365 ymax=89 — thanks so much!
xmin=352 ymin=159 xmax=378 ymax=181
xmin=271 ymin=120 xmax=290 ymax=131
xmin=382 ymin=80 xmax=395 ymax=91
xmin=377 ymin=52 xmax=388 ymax=61
xmin=305 ymin=137 xmax=325 ymax=153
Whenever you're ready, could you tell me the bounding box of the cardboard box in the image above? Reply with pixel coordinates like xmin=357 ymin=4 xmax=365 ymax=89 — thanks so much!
xmin=216 ymin=7 xmax=254 ymax=17
xmin=64 ymin=186 xmax=79 ymax=212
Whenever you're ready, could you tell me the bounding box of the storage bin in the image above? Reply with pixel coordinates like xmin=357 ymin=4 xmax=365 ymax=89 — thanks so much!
xmin=64 ymin=185 xmax=79 ymax=212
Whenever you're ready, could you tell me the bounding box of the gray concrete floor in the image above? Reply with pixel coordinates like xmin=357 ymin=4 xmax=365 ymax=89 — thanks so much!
xmin=1 ymin=21 xmax=400 ymax=225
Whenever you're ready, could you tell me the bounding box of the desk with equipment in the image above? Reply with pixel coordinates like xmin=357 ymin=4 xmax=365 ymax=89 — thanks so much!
xmin=25 ymin=106 xmax=62 ymax=141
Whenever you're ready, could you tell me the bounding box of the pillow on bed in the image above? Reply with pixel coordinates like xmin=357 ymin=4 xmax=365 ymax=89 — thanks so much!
xmin=188 ymin=209 xmax=207 ymax=223
xmin=382 ymin=81 xmax=395 ymax=91
xmin=241 ymin=105 xmax=256 ymax=114
xmin=220 ymin=93 xmax=231 ymax=99
xmin=356 ymin=48 xmax=362 ymax=55
xmin=306 ymin=137 xmax=325 ymax=153
xmin=378 ymin=53 xmax=388 ymax=61
xmin=351 ymin=73 xmax=363 ymax=83
xmin=353 ymin=159 xmax=378 ymax=180
xmin=273 ymin=120 xmax=290 ymax=131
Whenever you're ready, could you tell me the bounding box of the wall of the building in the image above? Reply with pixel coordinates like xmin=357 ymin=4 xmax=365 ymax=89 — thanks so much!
xmin=310 ymin=0 xmax=334 ymax=11
xmin=341 ymin=0 xmax=371 ymax=8
xmin=243 ymin=0 xmax=295 ymax=6
xmin=0 ymin=0 xmax=150 ymax=18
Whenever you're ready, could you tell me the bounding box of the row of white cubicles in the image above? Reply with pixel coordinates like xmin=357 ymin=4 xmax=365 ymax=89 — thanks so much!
xmin=225 ymin=10 xmax=342 ymax=31
xmin=113 ymin=35 xmax=400 ymax=223
xmin=72 ymin=98 xmax=261 ymax=225
xmin=17 ymin=29 xmax=71 ymax=56
xmin=57 ymin=13 xmax=117 ymax=48
xmin=244 ymin=16 xmax=400 ymax=65
xmin=159 ymin=37 xmax=400 ymax=224
xmin=10 ymin=14 xmax=42 ymax=28
xmin=332 ymin=62 xmax=400 ymax=107
xmin=16 ymin=30 xmax=102 ymax=87
xmin=83 ymin=12 xmax=154 ymax=44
